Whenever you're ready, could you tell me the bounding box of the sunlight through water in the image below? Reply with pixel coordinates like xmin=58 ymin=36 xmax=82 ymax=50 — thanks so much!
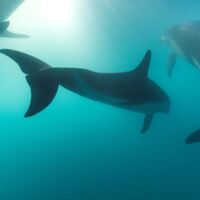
xmin=38 ymin=0 xmax=78 ymax=27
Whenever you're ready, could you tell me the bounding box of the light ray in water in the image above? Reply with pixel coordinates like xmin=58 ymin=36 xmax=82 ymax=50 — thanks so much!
xmin=38 ymin=0 xmax=79 ymax=27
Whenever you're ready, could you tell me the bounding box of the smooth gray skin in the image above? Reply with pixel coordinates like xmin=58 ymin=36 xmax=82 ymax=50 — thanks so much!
xmin=0 ymin=49 xmax=170 ymax=133
xmin=186 ymin=128 xmax=200 ymax=144
xmin=0 ymin=0 xmax=28 ymax=38
xmin=160 ymin=21 xmax=200 ymax=77
xmin=0 ymin=0 xmax=24 ymax=21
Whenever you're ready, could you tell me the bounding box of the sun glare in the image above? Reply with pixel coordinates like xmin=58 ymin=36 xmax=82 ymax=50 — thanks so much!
xmin=39 ymin=0 xmax=77 ymax=26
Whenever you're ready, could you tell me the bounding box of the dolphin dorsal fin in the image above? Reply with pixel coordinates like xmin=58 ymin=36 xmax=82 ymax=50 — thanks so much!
xmin=133 ymin=50 xmax=151 ymax=78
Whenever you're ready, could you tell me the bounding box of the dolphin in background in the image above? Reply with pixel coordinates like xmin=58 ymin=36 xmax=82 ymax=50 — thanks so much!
xmin=186 ymin=128 xmax=200 ymax=144
xmin=160 ymin=21 xmax=200 ymax=77
xmin=0 ymin=49 xmax=170 ymax=133
xmin=0 ymin=0 xmax=28 ymax=38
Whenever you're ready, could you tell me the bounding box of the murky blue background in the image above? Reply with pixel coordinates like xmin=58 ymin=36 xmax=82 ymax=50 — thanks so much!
xmin=0 ymin=0 xmax=200 ymax=199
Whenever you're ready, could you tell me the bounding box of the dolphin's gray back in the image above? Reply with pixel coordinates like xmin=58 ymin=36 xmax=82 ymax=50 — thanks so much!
xmin=0 ymin=0 xmax=24 ymax=21
xmin=51 ymin=50 xmax=162 ymax=107
xmin=63 ymin=69 xmax=168 ymax=107
xmin=40 ymin=51 xmax=169 ymax=115
xmin=55 ymin=68 xmax=147 ymax=106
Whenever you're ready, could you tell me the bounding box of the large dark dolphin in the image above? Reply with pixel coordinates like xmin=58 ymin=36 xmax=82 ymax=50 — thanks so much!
xmin=160 ymin=21 xmax=200 ymax=77
xmin=0 ymin=49 xmax=170 ymax=133
xmin=186 ymin=128 xmax=200 ymax=144
xmin=0 ymin=0 xmax=28 ymax=38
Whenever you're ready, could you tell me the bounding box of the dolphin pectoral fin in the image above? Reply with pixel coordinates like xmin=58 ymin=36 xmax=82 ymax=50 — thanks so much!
xmin=0 ymin=30 xmax=29 ymax=38
xmin=167 ymin=53 xmax=176 ymax=77
xmin=140 ymin=113 xmax=154 ymax=133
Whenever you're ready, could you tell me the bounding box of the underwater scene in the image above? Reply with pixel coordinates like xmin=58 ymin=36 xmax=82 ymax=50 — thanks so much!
xmin=1 ymin=0 xmax=200 ymax=199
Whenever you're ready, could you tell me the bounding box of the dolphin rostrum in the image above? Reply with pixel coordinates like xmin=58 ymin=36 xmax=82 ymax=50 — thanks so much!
xmin=0 ymin=0 xmax=28 ymax=38
xmin=0 ymin=49 xmax=170 ymax=133
xmin=160 ymin=21 xmax=200 ymax=77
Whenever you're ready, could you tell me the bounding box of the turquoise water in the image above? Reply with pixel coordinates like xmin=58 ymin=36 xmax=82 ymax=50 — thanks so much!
xmin=1 ymin=0 xmax=200 ymax=199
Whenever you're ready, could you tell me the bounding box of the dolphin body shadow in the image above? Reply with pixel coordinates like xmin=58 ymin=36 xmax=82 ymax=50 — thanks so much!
xmin=0 ymin=0 xmax=29 ymax=38
xmin=0 ymin=49 xmax=170 ymax=133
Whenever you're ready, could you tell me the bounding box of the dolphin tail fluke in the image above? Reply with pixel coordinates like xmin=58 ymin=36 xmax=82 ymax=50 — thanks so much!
xmin=25 ymin=74 xmax=58 ymax=117
xmin=140 ymin=113 xmax=154 ymax=133
xmin=167 ymin=53 xmax=176 ymax=77
xmin=0 ymin=49 xmax=58 ymax=117
xmin=0 ymin=30 xmax=29 ymax=38
xmin=0 ymin=49 xmax=51 ymax=73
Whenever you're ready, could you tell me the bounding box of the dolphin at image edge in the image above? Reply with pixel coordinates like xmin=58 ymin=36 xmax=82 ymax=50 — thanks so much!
xmin=0 ymin=21 xmax=28 ymax=38
xmin=0 ymin=49 xmax=170 ymax=133
xmin=160 ymin=21 xmax=200 ymax=77
xmin=0 ymin=0 xmax=29 ymax=38
xmin=186 ymin=128 xmax=200 ymax=144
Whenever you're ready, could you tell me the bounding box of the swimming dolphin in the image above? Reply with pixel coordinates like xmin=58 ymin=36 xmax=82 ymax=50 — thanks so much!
xmin=0 ymin=0 xmax=28 ymax=38
xmin=160 ymin=21 xmax=200 ymax=77
xmin=186 ymin=128 xmax=200 ymax=144
xmin=0 ymin=49 xmax=170 ymax=133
